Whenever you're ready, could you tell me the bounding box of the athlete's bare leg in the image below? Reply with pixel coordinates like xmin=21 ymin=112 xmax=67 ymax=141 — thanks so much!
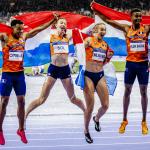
xmin=83 ymin=76 xmax=95 ymax=133
xmin=17 ymin=96 xmax=26 ymax=130
xmin=25 ymin=76 xmax=56 ymax=119
xmin=95 ymin=77 xmax=109 ymax=121
xmin=139 ymin=85 xmax=148 ymax=122
xmin=0 ymin=97 xmax=9 ymax=131
xmin=61 ymin=77 xmax=85 ymax=112
xmin=123 ymin=84 xmax=133 ymax=121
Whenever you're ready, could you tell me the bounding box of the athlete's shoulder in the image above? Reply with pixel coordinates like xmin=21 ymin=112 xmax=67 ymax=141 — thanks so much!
xmin=102 ymin=39 xmax=108 ymax=45
xmin=84 ymin=36 xmax=93 ymax=48
xmin=142 ymin=24 xmax=150 ymax=34
xmin=50 ymin=34 xmax=58 ymax=42
xmin=0 ymin=32 xmax=8 ymax=41
xmin=85 ymin=36 xmax=93 ymax=42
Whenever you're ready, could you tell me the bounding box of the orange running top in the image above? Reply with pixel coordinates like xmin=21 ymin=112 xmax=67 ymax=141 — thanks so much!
xmin=85 ymin=37 xmax=109 ymax=62
xmin=2 ymin=34 xmax=25 ymax=72
xmin=126 ymin=24 xmax=148 ymax=62
xmin=50 ymin=34 xmax=69 ymax=56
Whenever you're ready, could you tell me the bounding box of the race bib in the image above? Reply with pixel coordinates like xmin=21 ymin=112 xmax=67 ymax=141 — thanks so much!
xmin=92 ymin=48 xmax=106 ymax=61
xmin=53 ymin=44 xmax=69 ymax=54
xmin=130 ymin=42 xmax=145 ymax=52
xmin=9 ymin=50 xmax=24 ymax=61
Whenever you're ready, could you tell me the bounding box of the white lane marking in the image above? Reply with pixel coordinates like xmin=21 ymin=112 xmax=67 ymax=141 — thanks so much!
xmin=4 ymin=129 xmax=144 ymax=135
xmin=5 ymin=135 xmax=150 ymax=142
xmin=3 ymin=124 xmax=142 ymax=131
xmin=1 ymin=142 xmax=150 ymax=149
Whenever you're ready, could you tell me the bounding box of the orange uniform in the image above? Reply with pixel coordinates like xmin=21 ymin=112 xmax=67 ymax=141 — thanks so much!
xmin=50 ymin=34 xmax=69 ymax=56
xmin=126 ymin=24 xmax=148 ymax=62
xmin=2 ymin=34 xmax=25 ymax=72
xmin=85 ymin=37 xmax=109 ymax=62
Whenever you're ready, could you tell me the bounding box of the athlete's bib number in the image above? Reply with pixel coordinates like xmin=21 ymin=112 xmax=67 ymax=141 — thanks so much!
xmin=53 ymin=45 xmax=69 ymax=54
xmin=130 ymin=42 xmax=145 ymax=52
xmin=9 ymin=51 xmax=24 ymax=61
xmin=92 ymin=52 xmax=106 ymax=62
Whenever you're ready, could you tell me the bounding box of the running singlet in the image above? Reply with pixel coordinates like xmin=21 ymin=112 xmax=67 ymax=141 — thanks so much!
xmin=2 ymin=34 xmax=25 ymax=72
xmin=85 ymin=37 xmax=108 ymax=62
xmin=126 ymin=24 xmax=148 ymax=62
xmin=50 ymin=34 xmax=69 ymax=56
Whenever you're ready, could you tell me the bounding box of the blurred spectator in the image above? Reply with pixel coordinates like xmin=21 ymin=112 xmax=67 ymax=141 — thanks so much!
xmin=32 ymin=65 xmax=44 ymax=76
xmin=68 ymin=57 xmax=79 ymax=74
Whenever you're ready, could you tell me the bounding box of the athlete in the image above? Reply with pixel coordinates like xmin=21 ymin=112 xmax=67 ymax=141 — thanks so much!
xmin=83 ymin=23 xmax=114 ymax=143
xmin=25 ymin=18 xmax=85 ymax=120
xmin=0 ymin=14 xmax=59 ymax=145
xmin=91 ymin=1 xmax=150 ymax=135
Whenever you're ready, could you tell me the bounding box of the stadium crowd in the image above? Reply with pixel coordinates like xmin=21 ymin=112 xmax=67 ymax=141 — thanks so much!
xmin=0 ymin=0 xmax=150 ymax=23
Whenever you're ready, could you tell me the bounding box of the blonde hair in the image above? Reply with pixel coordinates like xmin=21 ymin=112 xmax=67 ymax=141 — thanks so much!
xmin=93 ymin=23 xmax=105 ymax=29
xmin=53 ymin=17 xmax=67 ymax=28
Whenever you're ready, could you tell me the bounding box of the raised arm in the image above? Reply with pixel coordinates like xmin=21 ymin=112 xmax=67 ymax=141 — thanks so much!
xmin=24 ymin=13 xmax=59 ymax=40
xmin=91 ymin=1 xmax=129 ymax=33
xmin=94 ymin=10 xmax=129 ymax=33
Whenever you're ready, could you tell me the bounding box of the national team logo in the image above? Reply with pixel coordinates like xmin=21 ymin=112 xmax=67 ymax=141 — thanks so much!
xmin=1 ymin=79 xmax=7 ymax=83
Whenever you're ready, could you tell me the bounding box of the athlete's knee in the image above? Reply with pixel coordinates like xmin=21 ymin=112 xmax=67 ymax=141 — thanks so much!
xmin=141 ymin=90 xmax=148 ymax=98
xmin=86 ymin=103 xmax=94 ymax=114
xmin=0 ymin=101 xmax=8 ymax=109
xmin=0 ymin=98 xmax=9 ymax=109
xmin=86 ymin=108 xmax=93 ymax=115
xmin=39 ymin=96 xmax=47 ymax=105
xmin=18 ymin=100 xmax=25 ymax=108
xmin=124 ymin=86 xmax=132 ymax=97
xmin=70 ymin=94 xmax=76 ymax=104
xmin=84 ymin=87 xmax=91 ymax=94
xmin=102 ymin=102 xmax=109 ymax=111
xmin=140 ymin=85 xmax=148 ymax=97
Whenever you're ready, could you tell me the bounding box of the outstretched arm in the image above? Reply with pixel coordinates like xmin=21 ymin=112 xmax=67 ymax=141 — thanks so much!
xmin=91 ymin=1 xmax=129 ymax=33
xmin=24 ymin=13 xmax=59 ymax=40
xmin=96 ymin=11 xmax=129 ymax=32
